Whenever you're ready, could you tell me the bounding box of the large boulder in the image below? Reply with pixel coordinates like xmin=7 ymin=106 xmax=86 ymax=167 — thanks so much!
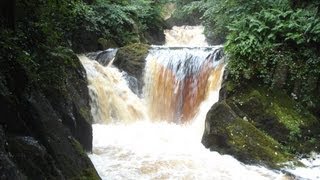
xmin=0 ymin=46 xmax=99 ymax=179
xmin=38 ymin=47 xmax=93 ymax=151
xmin=202 ymin=71 xmax=320 ymax=168
xmin=202 ymin=101 xmax=291 ymax=168
xmin=113 ymin=43 xmax=150 ymax=94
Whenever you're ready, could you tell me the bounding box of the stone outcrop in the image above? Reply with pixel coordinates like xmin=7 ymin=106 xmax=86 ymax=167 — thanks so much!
xmin=113 ymin=43 xmax=150 ymax=95
xmin=202 ymin=71 xmax=320 ymax=168
xmin=202 ymin=101 xmax=290 ymax=168
xmin=0 ymin=47 xmax=100 ymax=179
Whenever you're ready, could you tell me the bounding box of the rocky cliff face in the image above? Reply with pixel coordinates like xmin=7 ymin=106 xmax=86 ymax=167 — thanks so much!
xmin=202 ymin=69 xmax=320 ymax=168
xmin=0 ymin=47 xmax=99 ymax=179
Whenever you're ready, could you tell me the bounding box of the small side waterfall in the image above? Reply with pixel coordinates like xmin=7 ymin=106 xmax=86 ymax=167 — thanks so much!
xmin=79 ymin=56 xmax=146 ymax=123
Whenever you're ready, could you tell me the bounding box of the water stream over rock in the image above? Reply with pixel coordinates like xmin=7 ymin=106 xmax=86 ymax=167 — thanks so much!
xmin=81 ymin=26 xmax=319 ymax=179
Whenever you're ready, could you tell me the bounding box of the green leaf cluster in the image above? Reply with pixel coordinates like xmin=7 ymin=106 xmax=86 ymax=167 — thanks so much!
xmin=5 ymin=0 xmax=169 ymax=52
xmin=92 ymin=0 xmax=167 ymax=45
xmin=224 ymin=4 xmax=320 ymax=109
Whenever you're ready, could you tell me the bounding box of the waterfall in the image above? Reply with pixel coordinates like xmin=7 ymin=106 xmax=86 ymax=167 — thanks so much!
xmin=143 ymin=46 xmax=224 ymax=123
xmin=164 ymin=26 xmax=208 ymax=46
xmin=79 ymin=56 xmax=147 ymax=124
xmin=82 ymin=26 xmax=286 ymax=179
xmin=81 ymin=44 xmax=225 ymax=124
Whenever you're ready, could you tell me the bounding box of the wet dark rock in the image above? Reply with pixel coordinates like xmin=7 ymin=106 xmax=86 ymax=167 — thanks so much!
xmin=23 ymin=91 xmax=98 ymax=179
xmin=165 ymin=12 xmax=201 ymax=28
xmin=71 ymin=30 xmax=100 ymax=53
xmin=202 ymin=102 xmax=290 ymax=168
xmin=7 ymin=136 xmax=63 ymax=179
xmin=0 ymin=47 xmax=100 ymax=179
xmin=0 ymin=126 xmax=27 ymax=180
xmin=87 ymin=48 xmax=118 ymax=66
xmin=144 ymin=26 xmax=165 ymax=45
xmin=97 ymin=38 xmax=118 ymax=50
xmin=203 ymin=70 xmax=320 ymax=168
xmin=124 ymin=73 xmax=140 ymax=95
xmin=114 ymin=43 xmax=150 ymax=95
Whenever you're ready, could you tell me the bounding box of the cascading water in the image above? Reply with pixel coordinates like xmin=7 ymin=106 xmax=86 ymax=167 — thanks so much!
xmin=81 ymin=26 xmax=292 ymax=179
xmin=79 ymin=56 xmax=146 ymax=124
xmin=143 ymin=46 xmax=224 ymax=123
xmin=164 ymin=26 xmax=208 ymax=46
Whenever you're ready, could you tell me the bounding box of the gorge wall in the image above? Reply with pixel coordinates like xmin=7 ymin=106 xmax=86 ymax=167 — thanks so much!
xmin=0 ymin=47 xmax=99 ymax=179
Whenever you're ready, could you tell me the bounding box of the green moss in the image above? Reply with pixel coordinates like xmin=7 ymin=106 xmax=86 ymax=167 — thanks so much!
xmin=117 ymin=43 xmax=150 ymax=61
xmin=69 ymin=139 xmax=100 ymax=180
xmin=269 ymin=90 xmax=317 ymax=130
xmin=226 ymin=81 xmax=236 ymax=93
xmin=70 ymin=168 xmax=100 ymax=180
xmin=272 ymin=104 xmax=301 ymax=135
xmin=233 ymin=84 xmax=316 ymax=132
xmin=79 ymin=107 xmax=92 ymax=124
xmin=226 ymin=118 xmax=291 ymax=167
xmin=97 ymin=38 xmax=118 ymax=49
xmin=37 ymin=46 xmax=82 ymax=98
xmin=202 ymin=101 xmax=292 ymax=168
xmin=226 ymin=83 xmax=320 ymax=153
xmin=114 ymin=43 xmax=150 ymax=79
xmin=70 ymin=138 xmax=86 ymax=157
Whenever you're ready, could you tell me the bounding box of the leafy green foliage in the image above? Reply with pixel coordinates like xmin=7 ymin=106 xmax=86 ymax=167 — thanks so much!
xmin=167 ymin=0 xmax=203 ymax=26
xmin=0 ymin=0 xmax=169 ymax=94
xmin=225 ymin=6 xmax=320 ymax=108
xmin=174 ymin=0 xmax=290 ymax=43
xmin=92 ymin=0 xmax=167 ymax=45
xmin=6 ymin=0 xmax=168 ymax=52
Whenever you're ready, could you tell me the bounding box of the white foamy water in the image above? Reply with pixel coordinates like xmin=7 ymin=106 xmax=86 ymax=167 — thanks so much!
xmin=88 ymin=91 xmax=283 ymax=180
xmin=83 ymin=26 xmax=320 ymax=180
xmin=165 ymin=26 xmax=208 ymax=47
xmin=85 ymin=67 xmax=284 ymax=179
xmin=285 ymin=153 xmax=320 ymax=179
xmin=88 ymin=123 xmax=283 ymax=180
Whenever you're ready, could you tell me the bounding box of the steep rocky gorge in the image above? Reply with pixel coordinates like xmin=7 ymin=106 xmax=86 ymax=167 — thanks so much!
xmin=1 ymin=38 xmax=319 ymax=179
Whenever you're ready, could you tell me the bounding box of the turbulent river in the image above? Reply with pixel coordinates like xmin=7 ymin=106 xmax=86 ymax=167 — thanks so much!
xmin=81 ymin=26 xmax=320 ymax=180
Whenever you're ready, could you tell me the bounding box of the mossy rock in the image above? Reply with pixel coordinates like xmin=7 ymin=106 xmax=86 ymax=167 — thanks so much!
xmin=210 ymin=72 xmax=320 ymax=166
xmin=97 ymin=38 xmax=118 ymax=50
xmin=70 ymin=139 xmax=100 ymax=180
xmin=71 ymin=168 xmax=101 ymax=180
xmin=113 ymin=43 xmax=150 ymax=94
xmin=36 ymin=46 xmax=94 ymax=151
xmin=230 ymin=84 xmax=320 ymax=153
xmin=202 ymin=101 xmax=291 ymax=168
xmin=113 ymin=43 xmax=150 ymax=79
